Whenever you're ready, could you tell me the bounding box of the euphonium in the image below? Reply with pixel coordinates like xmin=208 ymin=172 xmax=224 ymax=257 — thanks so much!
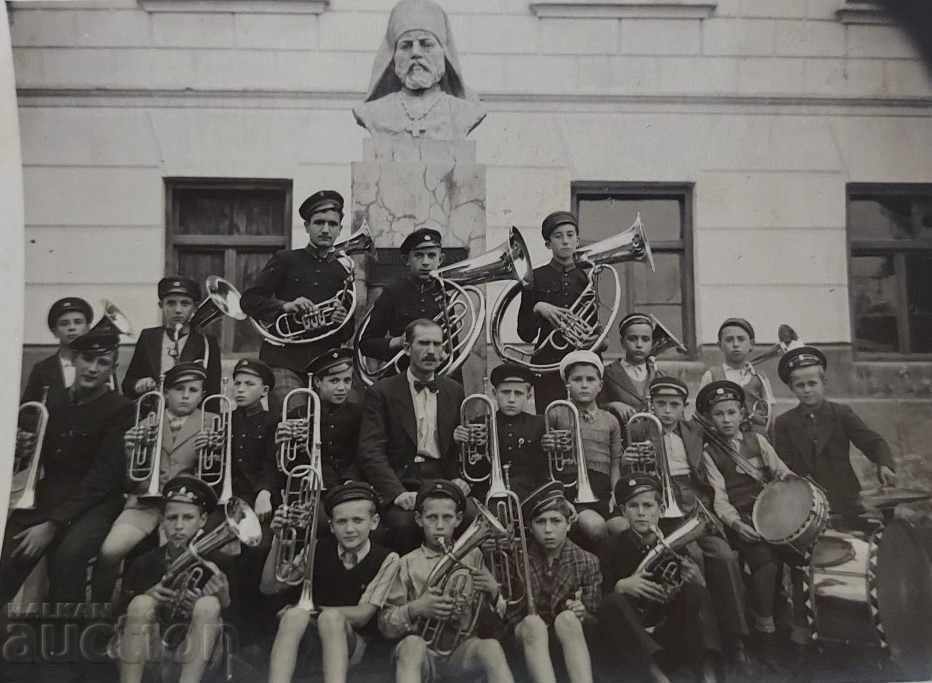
xmin=491 ymin=213 xmax=655 ymax=373
xmin=160 ymin=497 xmax=262 ymax=645
xmin=543 ymin=400 xmax=598 ymax=505
xmin=633 ymin=501 xmax=720 ymax=627
xmin=197 ymin=378 xmax=234 ymax=504
xmin=354 ymin=226 xmax=534 ymax=386
xmin=273 ymin=378 xmax=324 ymax=589
xmin=625 ymin=412 xmax=684 ymax=519
xmin=250 ymin=223 xmax=374 ymax=347
xmin=458 ymin=393 xmax=494 ymax=486
xmin=480 ymin=396 xmax=536 ymax=615
xmin=189 ymin=276 xmax=247 ymax=332
xmin=128 ymin=374 xmax=166 ymax=500
xmin=10 ymin=387 xmax=50 ymax=511
xmin=419 ymin=500 xmax=509 ymax=656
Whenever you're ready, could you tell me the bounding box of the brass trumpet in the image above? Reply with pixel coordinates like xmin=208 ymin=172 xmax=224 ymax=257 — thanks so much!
xmin=418 ymin=500 xmax=509 ymax=656
xmin=355 ymin=226 xmax=534 ymax=386
xmin=128 ymin=374 xmax=166 ymax=499
xmin=251 ymin=223 xmax=374 ymax=348
xmin=10 ymin=387 xmax=50 ymax=511
xmin=197 ymin=378 xmax=234 ymax=504
xmin=543 ymin=400 xmax=598 ymax=505
xmin=625 ymin=412 xmax=684 ymax=519
xmin=492 ymin=213 xmax=654 ymax=373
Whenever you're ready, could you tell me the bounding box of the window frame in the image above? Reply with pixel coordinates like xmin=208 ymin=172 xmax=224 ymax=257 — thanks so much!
xmin=847 ymin=182 xmax=932 ymax=360
xmin=164 ymin=177 xmax=293 ymax=356
xmin=571 ymin=181 xmax=697 ymax=360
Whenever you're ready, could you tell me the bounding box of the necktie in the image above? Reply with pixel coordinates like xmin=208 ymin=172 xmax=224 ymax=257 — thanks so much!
xmin=342 ymin=551 xmax=358 ymax=569
xmin=414 ymin=380 xmax=438 ymax=393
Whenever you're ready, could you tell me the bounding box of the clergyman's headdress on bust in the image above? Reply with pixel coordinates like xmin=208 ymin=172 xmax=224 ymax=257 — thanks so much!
xmin=363 ymin=0 xmax=477 ymax=103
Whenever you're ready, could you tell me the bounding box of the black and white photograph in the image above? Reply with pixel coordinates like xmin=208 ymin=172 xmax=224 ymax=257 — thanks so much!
xmin=1 ymin=0 xmax=931 ymax=682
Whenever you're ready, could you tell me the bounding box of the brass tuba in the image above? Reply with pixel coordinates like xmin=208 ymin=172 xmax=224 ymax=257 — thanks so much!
xmin=354 ymin=226 xmax=534 ymax=386
xmin=272 ymin=377 xmax=324 ymax=595
xmin=625 ymin=412 xmax=684 ymax=519
xmin=160 ymin=497 xmax=262 ymax=645
xmin=250 ymin=223 xmax=374 ymax=347
xmin=418 ymin=500 xmax=509 ymax=656
xmin=197 ymin=377 xmax=234 ymax=505
xmin=128 ymin=374 xmax=166 ymax=500
xmin=10 ymin=387 xmax=50 ymax=511
xmin=491 ymin=213 xmax=654 ymax=374
xmin=543 ymin=400 xmax=598 ymax=505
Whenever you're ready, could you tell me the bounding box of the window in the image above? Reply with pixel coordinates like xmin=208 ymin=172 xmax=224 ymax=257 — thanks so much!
xmin=166 ymin=178 xmax=292 ymax=354
xmin=847 ymin=184 xmax=932 ymax=356
xmin=572 ymin=182 xmax=695 ymax=359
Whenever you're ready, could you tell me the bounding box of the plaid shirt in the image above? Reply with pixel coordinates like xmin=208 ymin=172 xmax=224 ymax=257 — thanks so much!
xmin=524 ymin=539 xmax=602 ymax=627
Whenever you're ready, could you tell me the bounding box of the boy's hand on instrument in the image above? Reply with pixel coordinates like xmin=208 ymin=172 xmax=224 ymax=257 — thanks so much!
xmin=283 ymin=297 xmax=315 ymax=315
xmin=619 ymin=574 xmax=667 ymax=603
xmin=733 ymin=521 xmax=761 ymax=543
xmin=275 ymin=422 xmax=295 ymax=445
xmin=533 ymin=302 xmax=571 ymax=328
xmin=254 ymin=490 xmax=273 ymax=522
xmin=270 ymin=505 xmax=289 ymax=531
xmin=394 ymin=492 xmax=417 ymax=511
xmin=680 ymin=557 xmax=705 ymax=588
xmin=201 ymin=565 xmax=229 ymax=599
xmin=878 ymin=465 xmax=896 ymax=488
xmin=148 ymin=581 xmax=176 ymax=605
xmin=11 ymin=521 xmax=57 ymax=560
xmin=413 ymin=586 xmax=455 ymax=620
xmin=134 ymin=378 xmax=158 ymax=395
xmin=565 ymin=589 xmax=587 ymax=620
xmin=330 ymin=301 xmax=348 ymax=325
xmin=540 ymin=433 xmax=556 ymax=451
xmin=471 ymin=566 xmax=499 ymax=599
xmin=453 ymin=425 xmax=470 ymax=445
xmin=193 ymin=432 xmax=209 ymax=451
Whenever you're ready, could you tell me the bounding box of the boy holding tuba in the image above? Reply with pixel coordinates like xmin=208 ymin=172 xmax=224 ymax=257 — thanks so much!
xmin=512 ymin=481 xmax=601 ymax=683
xmin=378 ymin=480 xmax=514 ymax=683
xmin=599 ymin=474 xmax=721 ymax=683
xmin=260 ymin=482 xmax=398 ymax=683
xmin=111 ymin=475 xmax=231 ymax=683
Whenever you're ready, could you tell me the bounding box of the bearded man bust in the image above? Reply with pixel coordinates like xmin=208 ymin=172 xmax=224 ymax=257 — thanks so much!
xmin=353 ymin=0 xmax=486 ymax=140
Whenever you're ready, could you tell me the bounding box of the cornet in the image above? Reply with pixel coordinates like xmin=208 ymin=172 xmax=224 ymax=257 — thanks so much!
xmin=10 ymin=387 xmax=50 ymax=511
xmin=355 ymin=226 xmax=534 ymax=386
xmin=251 ymin=223 xmax=374 ymax=348
xmin=543 ymin=400 xmax=598 ymax=505
xmin=625 ymin=412 xmax=684 ymax=519
xmin=492 ymin=213 xmax=654 ymax=374
xmin=197 ymin=378 xmax=234 ymax=505
xmin=128 ymin=374 xmax=166 ymax=500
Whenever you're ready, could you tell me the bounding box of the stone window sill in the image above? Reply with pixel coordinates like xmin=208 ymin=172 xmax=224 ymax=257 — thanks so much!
xmin=529 ymin=0 xmax=717 ymax=20
xmin=836 ymin=1 xmax=891 ymax=25
xmin=140 ymin=0 xmax=329 ymax=14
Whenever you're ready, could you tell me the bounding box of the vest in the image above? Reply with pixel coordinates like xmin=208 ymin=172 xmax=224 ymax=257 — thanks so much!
xmin=312 ymin=537 xmax=391 ymax=635
xmin=706 ymin=435 xmax=766 ymax=515
xmin=709 ymin=365 xmax=765 ymax=413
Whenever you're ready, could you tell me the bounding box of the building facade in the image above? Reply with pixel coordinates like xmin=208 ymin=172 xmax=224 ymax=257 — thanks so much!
xmin=10 ymin=0 xmax=932 ymax=493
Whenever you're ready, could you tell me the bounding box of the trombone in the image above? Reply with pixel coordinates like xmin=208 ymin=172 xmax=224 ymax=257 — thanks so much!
xmin=273 ymin=377 xmax=324 ymax=610
xmin=625 ymin=412 xmax=684 ymax=519
xmin=10 ymin=387 xmax=50 ymax=511
xmin=128 ymin=374 xmax=166 ymax=499
xmin=543 ymin=400 xmax=598 ymax=505
xmin=197 ymin=377 xmax=234 ymax=504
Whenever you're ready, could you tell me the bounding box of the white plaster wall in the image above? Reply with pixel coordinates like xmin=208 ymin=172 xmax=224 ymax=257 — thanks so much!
xmin=10 ymin=0 xmax=932 ymax=347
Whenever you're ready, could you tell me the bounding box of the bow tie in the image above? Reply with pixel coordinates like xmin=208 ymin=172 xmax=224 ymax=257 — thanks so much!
xmin=414 ymin=380 xmax=438 ymax=394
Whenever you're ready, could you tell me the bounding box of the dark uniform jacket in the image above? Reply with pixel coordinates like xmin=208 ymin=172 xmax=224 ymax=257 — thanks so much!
xmin=358 ymin=275 xmax=446 ymax=361
xmin=495 ymin=411 xmax=547 ymax=500
xmin=121 ymin=327 xmax=221 ymax=399
xmin=773 ymin=400 xmax=894 ymax=511
xmin=34 ymin=387 xmax=133 ymax=527
xmin=22 ymin=353 xmax=67 ymax=403
xmin=321 ymin=402 xmax=363 ymax=488
xmin=241 ymin=247 xmax=355 ymax=373
xmin=516 ymin=260 xmax=590 ymax=364
xmin=600 ymin=528 xmax=655 ymax=589
xmin=357 ymin=374 xmax=464 ymax=504
xmin=230 ymin=406 xmax=280 ymax=505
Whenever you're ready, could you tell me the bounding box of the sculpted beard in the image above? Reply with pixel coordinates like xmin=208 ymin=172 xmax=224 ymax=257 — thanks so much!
xmin=396 ymin=55 xmax=445 ymax=91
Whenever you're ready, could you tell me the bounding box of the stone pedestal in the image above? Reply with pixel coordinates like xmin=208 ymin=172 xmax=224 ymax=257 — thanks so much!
xmin=351 ymin=136 xmax=488 ymax=393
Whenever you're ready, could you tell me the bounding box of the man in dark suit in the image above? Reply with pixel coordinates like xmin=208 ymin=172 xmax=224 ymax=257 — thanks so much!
xmin=357 ymin=318 xmax=467 ymax=552
xmin=22 ymin=297 xmax=93 ymax=402
xmin=773 ymin=346 xmax=895 ymax=514
xmin=121 ymin=276 xmax=221 ymax=399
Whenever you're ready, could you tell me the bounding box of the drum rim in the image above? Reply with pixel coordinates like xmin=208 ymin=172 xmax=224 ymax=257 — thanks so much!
xmin=753 ymin=477 xmax=829 ymax=546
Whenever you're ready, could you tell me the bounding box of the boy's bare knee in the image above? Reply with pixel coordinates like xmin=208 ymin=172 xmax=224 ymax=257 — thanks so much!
xmin=190 ymin=595 xmax=221 ymax=621
xmin=554 ymin=610 xmax=583 ymax=640
xmin=397 ymin=635 xmax=427 ymax=663
xmin=126 ymin=594 xmax=157 ymax=620
xmin=476 ymin=638 xmax=507 ymax=664
xmin=317 ymin=608 xmax=346 ymax=634
xmin=516 ymin=614 xmax=547 ymax=646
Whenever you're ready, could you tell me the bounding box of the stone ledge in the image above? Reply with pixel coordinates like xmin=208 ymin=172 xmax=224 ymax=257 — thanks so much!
xmin=529 ymin=0 xmax=716 ymax=20
xmin=836 ymin=1 xmax=892 ymax=25
xmin=140 ymin=0 xmax=329 ymax=14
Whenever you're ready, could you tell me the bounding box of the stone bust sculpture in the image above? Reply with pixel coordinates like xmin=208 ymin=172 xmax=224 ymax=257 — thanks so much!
xmin=353 ymin=0 xmax=487 ymax=140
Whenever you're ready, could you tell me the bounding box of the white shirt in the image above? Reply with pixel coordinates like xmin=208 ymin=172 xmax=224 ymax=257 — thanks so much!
xmin=664 ymin=431 xmax=691 ymax=477
xmin=406 ymin=369 xmax=440 ymax=461
xmin=58 ymin=354 xmax=75 ymax=389
xmin=160 ymin=329 xmax=190 ymax=375
xmin=621 ymin=359 xmax=648 ymax=382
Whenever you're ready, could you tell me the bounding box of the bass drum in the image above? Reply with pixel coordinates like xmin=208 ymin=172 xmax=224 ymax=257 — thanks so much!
xmin=806 ymin=520 xmax=932 ymax=678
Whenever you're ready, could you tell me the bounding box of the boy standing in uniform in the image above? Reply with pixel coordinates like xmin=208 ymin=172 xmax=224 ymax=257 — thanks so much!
xmin=773 ymin=346 xmax=895 ymax=515
xmin=122 ymin=277 xmax=222 ymax=400
xmin=599 ymin=313 xmax=663 ymax=425
xmin=512 ymin=481 xmax=601 ymax=683
xmin=241 ymin=190 xmax=354 ymax=415
xmin=378 ymin=480 xmax=514 ymax=683
xmin=22 ymin=296 xmax=93 ymax=401
xmin=261 ymin=482 xmax=398 ymax=683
